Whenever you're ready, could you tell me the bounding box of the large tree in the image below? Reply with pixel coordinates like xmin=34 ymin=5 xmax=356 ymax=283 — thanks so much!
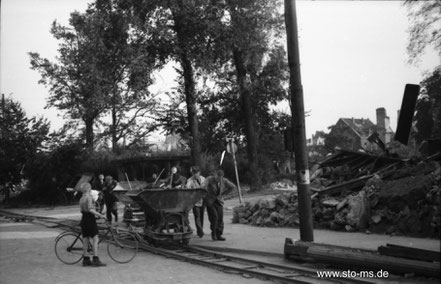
xmin=30 ymin=0 xmax=158 ymax=150
xmin=219 ymin=0 xmax=284 ymax=190
xmin=153 ymin=1 xmax=288 ymax=187
xmin=87 ymin=0 xmax=160 ymax=151
xmin=126 ymin=0 xmax=227 ymax=167
xmin=404 ymin=1 xmax=441 ymax=142
xmin=0 ymin=96 xmax=50 ymax=203
xmin=196 ymin=45 xmax=289 ymax=152
xmin=29 ymin=11 xmax=107 ymax=149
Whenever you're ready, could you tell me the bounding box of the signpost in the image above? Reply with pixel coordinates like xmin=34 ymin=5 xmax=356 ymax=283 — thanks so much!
xmin=226 ymin=138 xmax=243 ymax=204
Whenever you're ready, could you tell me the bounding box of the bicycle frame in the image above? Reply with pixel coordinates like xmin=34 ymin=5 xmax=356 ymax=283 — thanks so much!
xmin=55 ymin=224 xmax=126 ymax=251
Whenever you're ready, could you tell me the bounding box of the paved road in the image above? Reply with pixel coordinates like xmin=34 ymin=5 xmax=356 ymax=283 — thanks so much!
xmin=0 ymin=218 xmax=269 ymax=284
xmin=0 ymin=200 xmax=439 ymax=284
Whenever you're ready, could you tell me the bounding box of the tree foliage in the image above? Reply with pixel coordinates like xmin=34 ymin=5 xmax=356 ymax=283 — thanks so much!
xmin=404 ymin=1 xmax=441 ymax=142
xmin=118 ymin=0 xmax=217 ymax=166
xmin=29 ymin=11 xmax=107 ymax=149
xmin=27 ymin=0 xmax=292 ymax=191
xmin=86 ymin=1 xmax=161 ymax=151
xmin=30 ymin=0 xmax=160 ymax=150
xmin=154 ymin=0 xmax=287 ymax=189
xmin=404 ymin=0 xmax=441 ymax=64
xmin=0 ymin=96 xmax=50 ymax=192
xmin=414 ymin=67 xmax=441 ymax=142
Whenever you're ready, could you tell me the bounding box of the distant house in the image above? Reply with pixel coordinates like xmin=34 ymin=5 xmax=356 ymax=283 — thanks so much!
xmin=307 ymin=131 xmax=326 ymax=146
xmin=312 ymin=131 xmax=326 ymax=146
xmin=326 ymin=108 xmax=394 ymax=151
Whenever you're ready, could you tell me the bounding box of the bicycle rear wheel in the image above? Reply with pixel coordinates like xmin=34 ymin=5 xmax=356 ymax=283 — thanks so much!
xmin=55 ymin=232 xmax=84 ymax=264
xmin=107 ymin=232 xmax=138 ymax=263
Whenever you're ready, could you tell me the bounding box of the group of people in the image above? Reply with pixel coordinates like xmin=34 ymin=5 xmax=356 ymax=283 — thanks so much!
xmin=174 ymin=166 xmax=237 ymax=242
xmin=92 ymin=174 xmax=119 ymax=223
xmin=77 ymin=166 xmax=237 ymax=267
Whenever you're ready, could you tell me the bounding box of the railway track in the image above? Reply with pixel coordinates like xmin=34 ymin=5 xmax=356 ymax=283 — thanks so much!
xmin=0 ymin=210 xmax=375 ymax=284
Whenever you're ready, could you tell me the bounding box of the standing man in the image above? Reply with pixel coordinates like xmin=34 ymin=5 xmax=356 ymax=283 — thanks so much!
xmin=203 ymin=169 xmax=236 ymax=241
xmin=163 ymin=166 xmax=186 ymax=189
xmin=103 ymin=175 xmax=119 ymax=223
xmin=186 ymin=166 xmax=206 ymax=238
xmin=93 ymin=174 xmax=105 ymax=213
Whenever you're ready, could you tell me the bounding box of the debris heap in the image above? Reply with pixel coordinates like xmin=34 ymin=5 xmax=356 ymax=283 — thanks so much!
xmin=233 ymin=150 xmax=441 ymax=239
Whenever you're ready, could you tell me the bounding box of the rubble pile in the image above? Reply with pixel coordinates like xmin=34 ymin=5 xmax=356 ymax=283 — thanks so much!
xmin=232 ymin=192 xmax=300 ymax=227
xmin=370 ymin=166 xmax=440 ymax=237
xmin=233 ymin=150 xmax=441 ymax=239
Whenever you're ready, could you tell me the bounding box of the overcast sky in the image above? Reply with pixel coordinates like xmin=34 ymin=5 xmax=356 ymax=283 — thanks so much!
xmin=0 ymin=0 xmax=438 ymax=138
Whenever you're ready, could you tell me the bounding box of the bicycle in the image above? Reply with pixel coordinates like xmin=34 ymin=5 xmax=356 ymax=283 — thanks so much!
xmin=54 ymin=222 xmax=138 ymax=264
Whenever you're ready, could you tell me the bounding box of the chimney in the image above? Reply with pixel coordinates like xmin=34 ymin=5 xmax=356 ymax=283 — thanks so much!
xmin=385 ymin=116 xmax=390 ymax=130
xmin=376 ymin=107 xmax=386 ymax=130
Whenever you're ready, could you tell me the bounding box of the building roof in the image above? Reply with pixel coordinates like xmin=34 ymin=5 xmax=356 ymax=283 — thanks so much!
xmin=340 ymin=118 xmax=375 ymax=137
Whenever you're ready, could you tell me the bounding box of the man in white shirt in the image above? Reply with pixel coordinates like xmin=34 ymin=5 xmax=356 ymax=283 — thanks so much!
xmin=186 ymin=166 xmax=206 ymax=238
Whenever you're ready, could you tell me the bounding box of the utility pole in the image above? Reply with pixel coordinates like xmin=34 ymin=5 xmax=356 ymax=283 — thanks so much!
xmin=284 ymin=0 xmax=314 ymax=241
xmin=1 ymin=93 xmax=4 ymax=139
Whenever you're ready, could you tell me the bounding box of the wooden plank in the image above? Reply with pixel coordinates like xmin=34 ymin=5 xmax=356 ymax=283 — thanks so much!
xmin=317 ymin=175 xmax=373 ymax=196
xmin=378 ymin=244 xmax=440 ymax=262
xmin=292 ymin=240 xmax=377 ymax=254
xmin=284 ymin=239 xmax=440 ymax=278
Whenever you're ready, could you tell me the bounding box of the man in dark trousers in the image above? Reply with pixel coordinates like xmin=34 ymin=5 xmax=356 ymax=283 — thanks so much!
xmin=103 ymin=175 xmax=119 ymax=223
xmin=203 ymin=169 xmax=236 ymax=241
xmin=186 ymin=166 xmax=206 ymax=238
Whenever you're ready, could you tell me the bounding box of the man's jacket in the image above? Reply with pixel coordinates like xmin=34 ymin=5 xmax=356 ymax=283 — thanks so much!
xmin=202 ymin=176 xmax=236 ymax=206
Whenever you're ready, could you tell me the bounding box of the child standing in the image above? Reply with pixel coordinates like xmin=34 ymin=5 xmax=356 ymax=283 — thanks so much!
xmin=79 ymin=182 xmax=107 ymax=267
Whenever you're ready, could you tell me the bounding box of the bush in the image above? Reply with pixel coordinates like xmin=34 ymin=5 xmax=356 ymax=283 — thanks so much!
xmin=8 ymin=189 xmax=40 ymax=206
xmin=200 ymin=149 xmax=285 ymax=187
xmin=199 ymin=152 xmax=220 ymax=177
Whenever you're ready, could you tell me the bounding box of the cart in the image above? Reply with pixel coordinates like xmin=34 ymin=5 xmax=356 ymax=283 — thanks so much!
xmin=126 ymin=188 xmax=206 ymax=245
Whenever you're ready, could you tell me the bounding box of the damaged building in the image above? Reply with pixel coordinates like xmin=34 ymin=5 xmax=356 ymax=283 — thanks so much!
xmin=327 ymin=107 xmax=395 ymax=152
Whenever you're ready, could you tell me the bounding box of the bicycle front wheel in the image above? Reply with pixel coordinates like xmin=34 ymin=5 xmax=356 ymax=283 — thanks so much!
xmin=107 ymin=232 xmax=138 ymax=263
xmin=55 ymin=232 xmax=84 ymax=264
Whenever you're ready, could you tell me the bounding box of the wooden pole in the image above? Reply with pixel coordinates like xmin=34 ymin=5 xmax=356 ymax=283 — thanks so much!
xmin=124 ymin=172 xmax=133 ymax=191
xmin=229 ymin=139 xmax=243 ymax=204
xmin=284 ymin=0 xmax=314 ymax=241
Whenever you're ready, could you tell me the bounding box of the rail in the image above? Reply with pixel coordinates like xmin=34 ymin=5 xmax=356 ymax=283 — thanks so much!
xmin=0 ymin=210 xmax=375 ymax=284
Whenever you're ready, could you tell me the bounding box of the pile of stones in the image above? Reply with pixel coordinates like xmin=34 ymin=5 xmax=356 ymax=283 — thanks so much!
xmin=233 ymin=161 xmax=440 ymax=238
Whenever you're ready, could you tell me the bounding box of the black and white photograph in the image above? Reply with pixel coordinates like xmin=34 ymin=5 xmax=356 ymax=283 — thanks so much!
xmin=1 ymin=0 xmax=440 ymax=283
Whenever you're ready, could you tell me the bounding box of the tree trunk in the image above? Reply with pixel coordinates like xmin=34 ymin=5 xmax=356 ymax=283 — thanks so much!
xmin=181 ymin=52 xmax=203 ymax=167
xmin=233 ymin=48 xmax=261 ymax=191
xmin=172 ymin=1 xmax=203 ymax=167
xmin=84 ymin=118 xmax=94 ymax=150
xmin=111 ymin=101 xmax=118 ymax=152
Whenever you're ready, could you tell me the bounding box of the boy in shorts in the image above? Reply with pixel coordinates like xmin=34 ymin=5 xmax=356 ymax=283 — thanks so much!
xmin=79 ymin=182 xmax=107 ymax=267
